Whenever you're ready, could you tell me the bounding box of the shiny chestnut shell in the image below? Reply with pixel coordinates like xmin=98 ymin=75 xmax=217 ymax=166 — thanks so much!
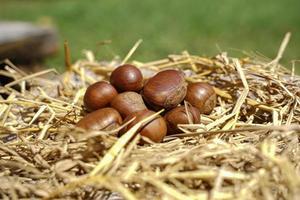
xmin=120 ymin=110 xmax=167 ymax=143
xmin=185 ymin=82 xmax=216 ymax=114
xmin=164 ymin=105 xmax=201 ymax=135
xmin=111 ymin=91 xmax=147 ymax=118
xmin=84 ymin=81 xmax=118 ymax=112
xmin=76 ymin=107 xmax=122 ymax=131
xmin=110 ymin=64 xmax=143 ymax=92
xmin=142 ymin=69 xmax=187 ymax=110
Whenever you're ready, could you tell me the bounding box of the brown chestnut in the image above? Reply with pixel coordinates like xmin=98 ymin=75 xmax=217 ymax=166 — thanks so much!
xmin=120 ymin=110 xmax=167 ymax=143
xmin=110 ymin=64 xmax=143 ymax=92
xmin=77 ymin=107 xmax=122 ymax=131
xmin=185 ymin=82 xmax=216 ymax=114
xmin=84 ymin=81 xmax=118 ymax=112
xmin=142 ymin=69 xmax=187 ymax=110
xmin=111 ymin=91 xmax=147 ymax=118
xmin=164 ymin=105 xmax=201 ymax=135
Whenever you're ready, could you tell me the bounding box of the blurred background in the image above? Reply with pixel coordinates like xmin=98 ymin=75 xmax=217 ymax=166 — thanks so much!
xmin=0 ymin=0 xmax=299 ymax=72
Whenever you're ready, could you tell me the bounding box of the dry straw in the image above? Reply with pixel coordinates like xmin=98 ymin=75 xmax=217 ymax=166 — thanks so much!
xmin=0 ymin=34 xmax=300 ymax=199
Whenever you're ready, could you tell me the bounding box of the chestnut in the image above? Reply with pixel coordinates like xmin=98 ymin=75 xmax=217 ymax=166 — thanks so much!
xmin=120 ymin=110 xmax=167 ymax=143
xmin=76 ymin=107 xmax=122 ymax=131
xmin=84 ymin=81 xmax=118 ymax=112
xmin=110 ymin=64 xmax=143 ymax=92
xmin=111 ymin=91 xmax=147 ymax=118
xmin=185 ymin=82 xmax=216 ymax=114
xmin=164 ymin=105 xmax=201 ymax=135
xmin=142 ymin=69 xmax=187 ymax=110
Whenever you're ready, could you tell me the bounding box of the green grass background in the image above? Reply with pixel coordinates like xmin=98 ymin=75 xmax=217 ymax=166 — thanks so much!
xmin=0 ymin=0 xmax=299 ymax=71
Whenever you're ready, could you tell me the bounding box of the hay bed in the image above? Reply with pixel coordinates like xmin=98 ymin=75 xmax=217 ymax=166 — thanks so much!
xmin=0 ymin=41 xmax=300 ymax=200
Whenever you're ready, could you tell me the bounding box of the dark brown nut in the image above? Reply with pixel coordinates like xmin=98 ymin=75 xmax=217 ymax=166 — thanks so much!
xmin=76 ymin=107 xmax=122 ymax=131
xmin=120 ymin=110 xmax=167 ymax=143
xmin=84 ymin=81 xmax=118 ymax=112
xmin=164 ymin=105 xmax=200 ymax=135
xmin=111 ymin=91 xmax=147 ymax=118
xmin=142 ymin=69 xmax=187 ymax=110
xmin=110 ymin=64 xmax=143 ymax=92
xmin=185 ymin=82 xmax=216 ymax=114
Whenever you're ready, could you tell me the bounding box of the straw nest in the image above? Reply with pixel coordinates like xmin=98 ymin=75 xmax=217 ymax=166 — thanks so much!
xmin=0 ymin=37 xmax=300 ymax=200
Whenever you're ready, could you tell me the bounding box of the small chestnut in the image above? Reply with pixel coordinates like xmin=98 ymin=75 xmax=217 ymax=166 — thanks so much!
xmin=76 ymin=107 xmax=122 ymax=131
xmin=185 ymin=82 xmax=216 ymax=114
xmin=164 ymin=105 xmax=201 ymax=135
xmin=84 ymin=81 xmax=118 ymax=112
xmin=110 ymin=64 xmax=143 ymax=92
xmin=120 ymin=110 xmax=167 ymax=143
xmin=142 ymin=69 xmax=187 ymax=110
xmin=111 ymin=91 xmax=147 ymax=118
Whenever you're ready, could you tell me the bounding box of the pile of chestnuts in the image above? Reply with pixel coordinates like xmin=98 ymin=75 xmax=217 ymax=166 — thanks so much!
xmin=77 ymin=64 xmax=217 ymax=143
